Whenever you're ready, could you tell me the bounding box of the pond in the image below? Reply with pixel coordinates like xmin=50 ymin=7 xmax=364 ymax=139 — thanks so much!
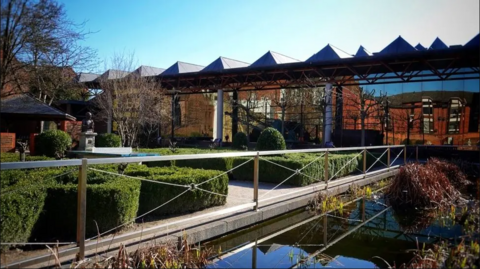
xmin=204 ymin=195 xmax=478 ymax=268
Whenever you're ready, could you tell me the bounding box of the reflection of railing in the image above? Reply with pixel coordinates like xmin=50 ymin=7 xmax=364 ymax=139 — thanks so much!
xmin=1 ymin=145 xmax=405 ymax=266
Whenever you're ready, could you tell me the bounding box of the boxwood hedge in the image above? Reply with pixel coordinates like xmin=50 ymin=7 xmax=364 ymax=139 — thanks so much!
xmin=1 ymin=152 xmax=54 ymax=163
xmin=232 ymin=153 xmax=361 ymax=186
xmin=0 ymin=167 xmax=69 ymax=248
xmin=1 ymin=162 xmax=229 ymax=244
xmin=124 ymin=165 xmax=228 ymax=216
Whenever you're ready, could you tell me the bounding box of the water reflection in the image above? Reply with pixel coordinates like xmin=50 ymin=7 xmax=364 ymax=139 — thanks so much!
xmin=206 ymin=198 xmax=471 ymax=268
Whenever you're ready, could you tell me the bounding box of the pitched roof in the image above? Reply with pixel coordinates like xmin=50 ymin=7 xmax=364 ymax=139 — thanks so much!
xmin=250 ymin=51 xmax=300 ymax=68
xmin=161 ymin=61 xmax=205 ymax=75
xmin=98 ymin=69 xmax=131 ymax=80
xmin=77 ymin=72 xmax=100 ymax=83
xmin=354 ymin=46 xmax=372 ymax=57
xmin=1 ymin=94 xmax=76 ymax=121
xmin=307 ymin=44 xmax=353 ymax=62
xmin=464 ymin=33 xmax=479 ymax=47
xmin=415 ymin=43 xmax=427 ymax=51
xmin=379 ymin=36 xmax=416 ymax=55
xmin=428 ymin=37 xmax=448 ymax=50
xmin=201 ymin=57 xmax=250 ymax=72
xmin=134 ymin=65 xmax=165 ymax=77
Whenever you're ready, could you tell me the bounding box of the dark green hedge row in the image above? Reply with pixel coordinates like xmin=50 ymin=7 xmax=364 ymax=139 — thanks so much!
xmin=1 ymin=152 xmax=54 ymax=163
xmin=143 ymin=150 xmax=363 ymax=187
xmin=232 ymin=153 xmax=360 ymax=186
xmin=1 ymin=163 xmax=228 ymax=244
xmin=124 ymin=165 xmax=228 ymax=216
xmin=32 ymin=169 xmax=141 ymax=239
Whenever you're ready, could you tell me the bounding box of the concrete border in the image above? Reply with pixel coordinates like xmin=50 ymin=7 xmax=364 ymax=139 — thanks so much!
xmin=4 ymin=169 xmax=397 ymax=268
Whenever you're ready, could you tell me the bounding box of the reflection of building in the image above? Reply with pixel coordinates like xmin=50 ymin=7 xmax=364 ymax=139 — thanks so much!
xmin=384 ymin=91 xmax=478 ymax=145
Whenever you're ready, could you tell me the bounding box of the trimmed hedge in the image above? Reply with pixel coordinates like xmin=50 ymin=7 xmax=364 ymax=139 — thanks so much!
xmin=1 ymin=152 xmax=54 ymax=163
xmin=232 ymin=153 xmax=360 ymax=186
xmin=35 ymin=130 xmax=72 ymax=157
xmin=0 ymin=180 xmax=47 ymax=247
xmin=0 ymin=167 xmax=69 ymax=247
xmin=124 ymin=165 xmax=228 ymax=216
xmin=33 ymin=170 xmax=141 ymax=239
xmin=1 ymin=160 xmax=228 ymax=243
xmin=256 ymin=127 xmax=286 ymax=151
xmin=95 ymin=133 xmax=122 ymax=147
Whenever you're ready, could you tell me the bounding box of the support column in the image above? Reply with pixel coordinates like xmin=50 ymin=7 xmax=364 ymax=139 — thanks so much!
xmin=232 ymin=90 xmax=238 ymax=136
xmin=216 ymin=90 xmax=224 ymax=142
xmin=324 ymin=83 xmax=333 ymax=147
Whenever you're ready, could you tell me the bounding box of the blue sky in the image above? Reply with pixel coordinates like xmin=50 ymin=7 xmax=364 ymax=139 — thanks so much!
xmin=59 ymin=0 xmax=479 ymax=73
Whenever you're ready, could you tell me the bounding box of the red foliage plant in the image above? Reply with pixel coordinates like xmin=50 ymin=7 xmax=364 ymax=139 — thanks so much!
xmin=385 ymin=162 xmax=460 ymax=209
xmin=427 ymin=158 xmax=471 ymax=188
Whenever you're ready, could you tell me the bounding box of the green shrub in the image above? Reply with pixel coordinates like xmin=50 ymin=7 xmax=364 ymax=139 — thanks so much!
xmin=0 ymin=168 xmax=64 ymax=248
xmin=0 ymin=152 xmax=54 ymax=163
xmin=95 ymin=133 xmax=122 ymax=147
xmin=256 ymin=127 xmax=286 ymax=151
xmin=35 ymin=130 xmax=72 ymax=158
xmin=33 ymin=170 xmax=140 ymax=239
xmin=232 ymin=153 xmax=360 ymax=186
xmin=0 ymin=180 xmax=47 ymax=248
xmin=124 ymin=165 xmax=228 ymax=216
xmin=233 ymin=132 xmax=248 ymax=150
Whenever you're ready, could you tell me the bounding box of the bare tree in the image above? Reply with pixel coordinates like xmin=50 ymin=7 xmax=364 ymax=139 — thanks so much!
xmin=392 ymin=105 xmax=422 ymax=145
xmin=266 ymin=88 xmax=307 ymax=137
xmin=93 ymin=53 xmax=167 ymax=147
xmin=342 ymin=86 xmax=386 ymax=146
xmin=346 ymin=111 xmax=361 ymax=130
xmin=1 ymin=0 xmax=97 ymax=100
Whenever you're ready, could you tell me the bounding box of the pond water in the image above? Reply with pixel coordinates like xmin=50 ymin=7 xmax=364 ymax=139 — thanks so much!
xmin=204 ymin=197 xmax=477 ymax=268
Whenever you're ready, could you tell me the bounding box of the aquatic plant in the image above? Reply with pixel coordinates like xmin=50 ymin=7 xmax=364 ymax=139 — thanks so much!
xmin=385 ymin=162 xmax=460 ymax=210
xmin=68 ymin=235 xmax=214 ymax=269
xmin=427 ymin=158 xmax=472 ymax=188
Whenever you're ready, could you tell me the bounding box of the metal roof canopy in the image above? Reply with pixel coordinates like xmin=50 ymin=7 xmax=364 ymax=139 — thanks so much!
xmin=84 ymin=45 xmax=479 ymax=95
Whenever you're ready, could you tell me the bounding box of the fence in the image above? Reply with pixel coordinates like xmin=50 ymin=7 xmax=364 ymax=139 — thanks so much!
xmin=1 ymin=145 xmax=408 ymax=265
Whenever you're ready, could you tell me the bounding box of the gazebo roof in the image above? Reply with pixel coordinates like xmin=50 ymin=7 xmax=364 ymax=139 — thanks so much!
xmin=1 ymin=94 xmax=76 ymax=121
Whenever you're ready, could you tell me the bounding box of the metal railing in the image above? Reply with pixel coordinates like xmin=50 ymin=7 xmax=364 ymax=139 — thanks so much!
xmin=0 ymin=144 xmax=406 ymax=264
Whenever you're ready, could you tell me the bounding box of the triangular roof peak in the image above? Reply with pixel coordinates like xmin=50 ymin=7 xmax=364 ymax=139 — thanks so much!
xmin=354 ymin=45 xmax=372 ymax=57
xmin=201 ymin=56 xmax=249 ymax=72
xmin=250 ymin=51 xmax=300 ymax=68
xmin=162 ymin=61 xmax=205 ymax=75
xmin=99 ymin=69 xmax=131 ymax=80
xmin=415 ymin=43 xmax=427 ymax=51
xmin=464 ymin=33 xmax=479 ymax=47
xmin=307 ymin=44 xmax=352 ymax=62
xmin=429 ymin=37 xmax=448 ymax=50
xmin=379 ymin=36 xmax=416 ymax=55
xmin=134 ymin=65 xmax=165 ymax=77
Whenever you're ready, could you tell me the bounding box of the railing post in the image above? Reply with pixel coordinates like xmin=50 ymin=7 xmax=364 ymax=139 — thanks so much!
xmin=253 ymin=152 xmax=259 ymax=211
xmin=77 ymin=158 xmax=87 ymax=261
xmin=363 ymin=148 xmax=367 ymax=176
xmin=415 ymin=146 xmax=419 ymax=162
xmin=387 ymin=147 xmax=391 ymax=169
xmin=324 ymin=150 xmax=329 ymax=190
xmin=404 ymin=145 xmax=407 ymax=165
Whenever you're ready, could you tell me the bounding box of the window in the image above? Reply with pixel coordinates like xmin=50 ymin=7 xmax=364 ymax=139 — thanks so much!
xmin=448 ymin=98 xmax=462 ymax=134
xmin=422 ymin=97 xmax=434 ymax=133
